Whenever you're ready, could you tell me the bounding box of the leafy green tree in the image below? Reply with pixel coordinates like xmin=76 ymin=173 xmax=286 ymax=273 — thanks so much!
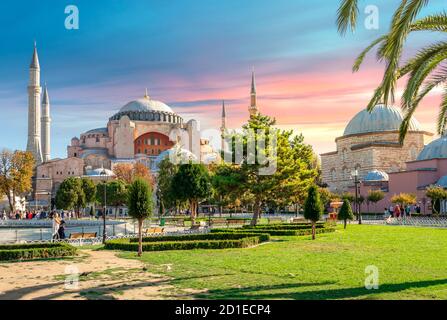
xmin=127 ymin=178 xmax=154 ymax=256
xmin=171 ymin=163 xmax=212 ymax=225
xmin=55 ymin=177 xmax=82 ymax=212
xmin=426 ymin=186 xmax=447 ymax=215
xmin=367 ymin=190 xmax=385 ymax=212
xmin=391 ymin=193 xmax=417 ymax=206
xmin=337 ymin=1 xmax=447 ymax=141
xmin=107 ymin=180 xmax=128 ymax=218
xmin=156 ymin=157 xmax=179 ymax=215
xmin=81 ymin=178 xmax=96 ymax=206
xmin=211 ymin=163 xmax=244 ymax=215
xmin=304 ymin=185 xmax=323 ymax=240
xmin=338 ymin=199 xmax=354 ymax=229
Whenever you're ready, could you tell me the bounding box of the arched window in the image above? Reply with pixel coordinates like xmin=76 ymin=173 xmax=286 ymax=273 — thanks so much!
xmin=409 ymin=144 xmax=418 ymax=159
xmin=342 ymin=166 xmax=349 ymax=179
xmin=330 ymin=168 xmax=337 ymax=181
xmin=341 ymin=148 xmax=348 ymax=162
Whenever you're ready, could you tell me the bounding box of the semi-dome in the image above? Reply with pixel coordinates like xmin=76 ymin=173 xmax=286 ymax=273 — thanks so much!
xmin=363 ymin=170 xmax=389 ymax=182
xmin=85 ymin=167 xmax=115 ymax=177
xmin=343 ymin=104 xmax=422 ymax=136
xmin=417 ymin=135 xmax=447 ymax=161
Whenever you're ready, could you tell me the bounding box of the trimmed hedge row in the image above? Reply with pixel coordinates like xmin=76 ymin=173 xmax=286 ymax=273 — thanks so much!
xmin=0 ymin=243 xmax=77 ymax=262
xmin=130 ymin=232 xmax=270 ymax=243
xmin=105 ymin=235 xmax=266 ymax=252
xmin=212 ymin=227 xmax=336 ymax=236
xmin=243 ymin=223 xmax=326 ymax=230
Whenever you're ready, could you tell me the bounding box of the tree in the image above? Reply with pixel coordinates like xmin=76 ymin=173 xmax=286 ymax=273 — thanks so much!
xmin=0 ymin=149 xmax=35 ymax=212
xmin=367 ymin=190 xmax=385 ymax=212
xmin=107 ymin=180 xmax=128 ymax=218
xmin=127 ymin=178 xmax=154 ymax=256
xmin=55 ymin=177 xmax=82 ymax=212
xmin=338 ymin=199 xmax=354 ymax=229
xmin=337 ymin=1 xmax=447 ymax=141
xmin=426 ymin=186 xmax=447 ymax=215
xmin=171 ymin=163 xmax=212 ymax=225
xmin=319 ymin=188 xmax=339 ymax=213
xmin=156 ymin=158 xmax=179 ymax=215
xmin=304 ymin=185 xmax=323 ymax=240
xmin=113 ymin=163 xmax=134 ymax=184
xmin=211 ymin=163 xmax=244 ymax=215
xmin=81 ymin=178 xmax=96 ymax=205
xmin=134 ymin=163 xmax=154 ymax=186
xmin=391 ymin=193 xmax=417 ymax=206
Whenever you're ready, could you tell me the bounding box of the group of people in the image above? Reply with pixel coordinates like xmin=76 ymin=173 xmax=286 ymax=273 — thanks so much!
xmin=385 ymin=204 xmax=421 ymax=219
xmin=51 ymin=212 xmax=66 ymax=240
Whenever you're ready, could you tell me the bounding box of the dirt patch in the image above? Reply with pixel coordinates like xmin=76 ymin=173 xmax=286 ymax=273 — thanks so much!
xmin=0 ymin=250 xmax=197 ymax=300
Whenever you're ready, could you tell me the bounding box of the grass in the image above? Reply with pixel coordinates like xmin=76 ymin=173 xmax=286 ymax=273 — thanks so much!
xmin=118 ymin=224 xmax=447 ymax=300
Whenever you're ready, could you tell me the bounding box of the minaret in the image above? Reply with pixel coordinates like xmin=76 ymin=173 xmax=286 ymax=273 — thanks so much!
xmin=249 ymin=70 xmax=258 ymax=117
xmin=220 ymin=100 xmax=226 ymax=151
xmin=41 ymin=84 xmax=51 ymax=162
xmin=26 ymin=43 xmax=43 ymax=164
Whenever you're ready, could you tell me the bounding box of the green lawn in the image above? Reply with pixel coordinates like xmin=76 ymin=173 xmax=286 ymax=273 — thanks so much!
xmin=119 ymin=224 xmax=447 ymax=299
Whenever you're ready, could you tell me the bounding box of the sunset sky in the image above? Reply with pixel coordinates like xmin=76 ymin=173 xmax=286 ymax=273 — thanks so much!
xmin=0 ymin=0 xmax=444 ymax=158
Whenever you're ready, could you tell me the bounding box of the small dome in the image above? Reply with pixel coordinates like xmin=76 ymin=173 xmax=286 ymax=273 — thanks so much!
xmin=436 ymin=175 xmax=447 ymax=188
xmin=120 ymin=98 xmax=174 ymax=114
xmin=417 ymin=135 xmax=447 ymax=161
xmin=86 ymin=168 xmax=115 ymax=177
xmin=363 ymin=170 xmax=389 ymax=182
xmin=153 ymin=147 xmax=197 ymax=170
xmin=344 ymin=104 xmax=422 ymax=136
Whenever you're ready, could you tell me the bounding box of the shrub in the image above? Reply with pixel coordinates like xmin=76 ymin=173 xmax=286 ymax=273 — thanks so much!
xmin=0 ymin=243 xmax=77 ymax=261
xmin=105 ymin=236 xmax=264 ymax=251
xmin=212 ymin=227 xmax=336 ymax=237
xmin=129 ymin=232 xmax=270 ymax=243
xmin=243 ymin=223 xmax=326 ymax=230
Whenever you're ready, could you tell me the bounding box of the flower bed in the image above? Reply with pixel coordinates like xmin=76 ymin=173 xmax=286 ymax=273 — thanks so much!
xmin=0 ymin=243 xmax=77 ymax=261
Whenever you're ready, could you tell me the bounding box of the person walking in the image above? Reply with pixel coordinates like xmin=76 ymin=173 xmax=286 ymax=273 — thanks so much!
xmin=52 ymin=213 xmax=61 ymax=240
xmin=394 ymin=205 xmax=401 ymax=219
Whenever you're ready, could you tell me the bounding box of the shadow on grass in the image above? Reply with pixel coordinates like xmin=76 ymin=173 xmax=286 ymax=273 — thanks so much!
xmin=196 ymin=278 xmax=447 ymax=300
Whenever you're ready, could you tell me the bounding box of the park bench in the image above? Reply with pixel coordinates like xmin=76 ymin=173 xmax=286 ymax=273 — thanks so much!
xmin=174 ymin=219 xmax=185 ymax=227
xmin=191 ymin=221 xmax=207 ymax=230
xmin=144 ymin=227 xmax=165 ymax=234
xmin=226 ymin=219 xmax=246 ymax=227
xmin=209 ymin=218 xmax=227 ymax=226
xmin=291 ymin=217 xmax=306 ymax=223
xmin=267 ymin=217 xmax=284 ymax=224
xmin=69 ymin=232 xmax=97 ymax=239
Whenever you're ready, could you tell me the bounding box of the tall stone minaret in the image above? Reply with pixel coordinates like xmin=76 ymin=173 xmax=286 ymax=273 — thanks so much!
xmin=26 ymin=43 xmax=43 ymax=164
xmin=41 ymin=84 xmax=51 ymax=162
xmin=248 ymin=70 xmax=258 ymax=117
xmin=220 ymin=100 xmax=226 ymax=151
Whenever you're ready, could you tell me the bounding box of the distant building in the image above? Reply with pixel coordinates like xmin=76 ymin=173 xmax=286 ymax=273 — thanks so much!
xmin=320 ymin=104 xmax=433 ymax=193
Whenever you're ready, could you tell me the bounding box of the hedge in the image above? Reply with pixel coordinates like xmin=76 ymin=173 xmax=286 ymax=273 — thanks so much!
xmin=130 ymin=232 xmax=270 ymax=243
xmin=242 ymin=224 xmax=326 ymax=230
xmin=211 ymin=227 xmax=336 ymax=236
xmin=105 ymin=236 xmax=266 ymax=252
xmin=0 ymin=243 xmax=77 ymax=262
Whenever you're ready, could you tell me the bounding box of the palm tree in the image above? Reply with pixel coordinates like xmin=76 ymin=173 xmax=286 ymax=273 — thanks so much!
xmin=337 ymin=0 xmax=447 ymax=141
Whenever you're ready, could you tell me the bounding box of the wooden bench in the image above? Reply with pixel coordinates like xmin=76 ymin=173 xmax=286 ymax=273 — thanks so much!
xmin=69 ymin=232 xmax=97 ymax=239
xmin=267 ymin=217 xmax=284 ymax=224
xmin=291 ymin=217 xmax=306 ymax=223
xmin=209 ymin=218 xmax=227 ymax=226
xmin=226 ymin=219 xmax=246 ymax=227
xmin=144 ymin=227 xmax=165 ymax=234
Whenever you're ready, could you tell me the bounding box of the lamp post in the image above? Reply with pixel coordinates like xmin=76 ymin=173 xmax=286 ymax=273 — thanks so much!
xmin=100 ymin=170 xmax=108 ymax=244
xmin=351 ymin=169 xmax=362 ymax=225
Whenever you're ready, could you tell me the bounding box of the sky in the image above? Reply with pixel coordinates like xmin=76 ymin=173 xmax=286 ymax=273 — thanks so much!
xmin=0 ymin=0 xmax=445 ymax=158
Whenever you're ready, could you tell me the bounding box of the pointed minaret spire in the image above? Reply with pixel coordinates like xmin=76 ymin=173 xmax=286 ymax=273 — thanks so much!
xmin=27 ymin=43 xmax=43 ymax=164
xmin=41 ymin=83 xmax=51 ymax=162
xmin=249 ymin=68 xmax=258 ymax=117
xmin=144 ymin=88 xmax=150 ymax=99
xmin=221 ymin=100 xmax=227 ymax=152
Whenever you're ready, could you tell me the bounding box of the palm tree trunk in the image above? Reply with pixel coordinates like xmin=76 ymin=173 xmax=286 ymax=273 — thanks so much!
xmin=138 ymin=219 xmax=143 ymax=257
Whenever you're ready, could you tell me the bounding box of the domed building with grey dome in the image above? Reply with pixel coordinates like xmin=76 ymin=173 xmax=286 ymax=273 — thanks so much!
xmin=321 ymin=104 xmax=433 ymax=192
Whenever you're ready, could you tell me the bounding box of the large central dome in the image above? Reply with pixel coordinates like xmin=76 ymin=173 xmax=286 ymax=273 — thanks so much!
xmin=119 ymin=97 xmax=174 ymax=114
xmin=343 ymin=104 xmax=422 ymax=136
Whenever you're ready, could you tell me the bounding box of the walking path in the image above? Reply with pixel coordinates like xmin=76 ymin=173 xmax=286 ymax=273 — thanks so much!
xmin=0 ymin=250 xmax=199 ymax=300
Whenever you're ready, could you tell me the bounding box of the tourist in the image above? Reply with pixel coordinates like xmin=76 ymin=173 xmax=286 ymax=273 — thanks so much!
xmin=58 ymin=220 xmax=66 ymax=240
xmin=52 ymin=213 xmax=61 ymax=240
xmin=405 ymin=205 xmax=411 ymax=218
xmin=394 ymin=205 xmax=401 ymax=219
xmin=389 ymin=205 xmax=394 ymax=217
xmin=416 ymin=203 xmax=421 ymax=214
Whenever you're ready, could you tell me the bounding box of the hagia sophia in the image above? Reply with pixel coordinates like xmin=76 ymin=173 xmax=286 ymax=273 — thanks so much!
xmin=25 ymin=45 xmax=257 ymax=203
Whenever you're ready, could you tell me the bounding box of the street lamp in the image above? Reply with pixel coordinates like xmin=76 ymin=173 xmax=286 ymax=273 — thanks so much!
xmin=100 ymin=169 xmax=108 ymax=244
xmin=351 ymin=169 xmax=362 ymax=225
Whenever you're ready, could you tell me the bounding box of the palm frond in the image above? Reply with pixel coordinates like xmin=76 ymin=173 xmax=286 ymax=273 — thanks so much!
xmin=353 ymin=35 xmax=387 ymax=72
xmin=337 ymin=0 xmax=359 ymax=35
xmin=410 ymin=12 xmax=447 ymax=32
xmin=437 ymin=85 xmax=447 ymax=135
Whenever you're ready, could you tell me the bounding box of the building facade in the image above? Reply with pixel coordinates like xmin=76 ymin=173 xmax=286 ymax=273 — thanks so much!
xmin=321 ymin=104 xmax=433 ymax=192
